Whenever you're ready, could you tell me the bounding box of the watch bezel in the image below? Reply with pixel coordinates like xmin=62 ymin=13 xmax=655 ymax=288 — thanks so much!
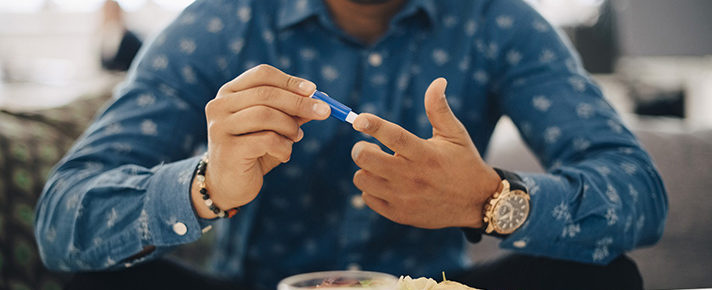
xmin=483 ymin=180 xmax=531 ymax=235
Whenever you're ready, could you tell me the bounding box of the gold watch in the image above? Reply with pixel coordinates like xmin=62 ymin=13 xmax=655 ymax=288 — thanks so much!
xmin=483 ymin=169 xmax=531 ymax=235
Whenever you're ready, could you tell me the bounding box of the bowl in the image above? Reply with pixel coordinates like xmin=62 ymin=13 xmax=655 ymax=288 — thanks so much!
xmin=277 ymin=270 xmax=398 ymax=290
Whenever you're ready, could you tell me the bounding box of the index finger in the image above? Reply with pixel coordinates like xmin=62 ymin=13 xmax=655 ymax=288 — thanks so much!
xmin=352 ymin=113 xmax=425 ymax=158
xmin=220 ymin=64 xmax=316 ymax=96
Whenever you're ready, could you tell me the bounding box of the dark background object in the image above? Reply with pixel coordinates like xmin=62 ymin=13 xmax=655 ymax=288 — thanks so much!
xmin=101 ymin=30 xmax=143 ymax=72
xmin=633 ymin=89 xmax=685 ymax=118
xmin=572 ymin=1 xmax=619 ymax=74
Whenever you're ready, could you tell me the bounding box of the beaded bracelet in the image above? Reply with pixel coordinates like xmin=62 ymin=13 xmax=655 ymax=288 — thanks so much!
xmin=195 ymin=154 xmax=239 ymax=219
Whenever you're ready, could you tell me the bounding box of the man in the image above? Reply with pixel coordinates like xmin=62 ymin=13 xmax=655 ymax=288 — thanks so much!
xmin=100 ymin=0 xmax=143 ymax=71
xmin=35 ymin=0 xmax=667 ymax=289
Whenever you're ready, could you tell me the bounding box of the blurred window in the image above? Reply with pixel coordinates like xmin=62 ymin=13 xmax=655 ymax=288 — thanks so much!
xmin=116 ymin=0 xmax=146 ymax=11
xmin=51 ymin=0 xmax=105 ymax=12
xmin=152 ymin=0 xmax=194 ymax=11
xmin=526 ymin=0 xmax=605 ymax=27
xmin=0 ymin=0 xmax=193 ymax=13
xmin=0 ymin=0 xmax=45 ymax=13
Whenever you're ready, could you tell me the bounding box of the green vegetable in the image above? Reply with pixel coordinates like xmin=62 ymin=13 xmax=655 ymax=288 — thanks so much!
xmin=359 ymin=279 xmax=373 ymax=287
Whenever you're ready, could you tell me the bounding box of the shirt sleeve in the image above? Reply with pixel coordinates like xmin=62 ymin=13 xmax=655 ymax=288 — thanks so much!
xmin=480 ymin=0 xmax=667 ymax=264
xmin=34 ymin=0 xmax=242 ymax=271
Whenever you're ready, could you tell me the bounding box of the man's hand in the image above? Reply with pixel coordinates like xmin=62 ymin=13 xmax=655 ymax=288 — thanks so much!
xmin=351 ymin=78 xmax=501 ymax=229
xmin=192 ymin=64 xmax=331 ymax=218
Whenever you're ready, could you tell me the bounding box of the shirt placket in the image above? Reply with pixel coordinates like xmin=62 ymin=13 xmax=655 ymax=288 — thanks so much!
xmin=338 ymin=24 xmax=421 ymax=269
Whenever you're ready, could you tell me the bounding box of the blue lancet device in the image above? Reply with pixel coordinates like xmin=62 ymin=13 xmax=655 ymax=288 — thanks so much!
xmin=311 ymin=90 xmax=359 ymax=124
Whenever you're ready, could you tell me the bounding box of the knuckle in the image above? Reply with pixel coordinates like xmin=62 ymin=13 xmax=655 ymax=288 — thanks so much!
xmin=393 ymin=130 xmax=409 ymax=147
xmin=217 ymin=83 xmax=229 ymax=95
xmin=253 ymin=64 xmax=274 ymax=75
xmin=423 ymin=155 xmax=442 ymax=169
xmin=204 ymin=98 xmax=223 ymax=117
xmin=369 ymin=118 xmax=383 ymax=133
xmin=293 ymin=94 xmax=306 ymax=111
xmin=435 ymin=102 xmax=451 ymax=115
xmin=285 ymin=76 xmax=301 ymax=91
xmin=253 ymin=106 xmax=275 ymax=122
xmin=410 ymin=174 xmax=431 ymax=189
xmin=289 ymin=124 xmax=300 ymax=138
xmin=353 ymin=170 xmax=367 ymax=188
xmin=204 ymin=99 xmax=216 ymax=115
xmin=255 ymin=86 xmax=274 ymax=103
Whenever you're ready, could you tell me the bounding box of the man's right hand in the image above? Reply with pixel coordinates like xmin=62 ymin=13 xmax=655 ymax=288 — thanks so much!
xmin=192 ymin=64 xmax=330 ymax=218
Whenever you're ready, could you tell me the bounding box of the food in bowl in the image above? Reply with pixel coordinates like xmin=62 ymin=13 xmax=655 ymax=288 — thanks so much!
xmin=396 ymin=275 xmax=479 ymax=290
xmin=278 ymin=270 xmax=398 ymax=289
xmin=278 ymin=271 xmax=479 ymax=290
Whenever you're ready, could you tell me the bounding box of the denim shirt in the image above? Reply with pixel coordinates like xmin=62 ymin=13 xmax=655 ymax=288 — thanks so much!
xmin=35 ymin=0 xmax=667 ymax=288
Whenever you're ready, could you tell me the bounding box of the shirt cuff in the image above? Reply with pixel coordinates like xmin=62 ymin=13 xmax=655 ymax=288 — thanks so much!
xmin=143 ymin=156 xmax=213 ymax=246
xmin=497 ymin=172 xmax=617 ymax=264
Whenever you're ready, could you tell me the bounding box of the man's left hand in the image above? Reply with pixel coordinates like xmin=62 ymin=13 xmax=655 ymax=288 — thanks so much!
xmin=351 ymin=78 xmax=501 ymax=229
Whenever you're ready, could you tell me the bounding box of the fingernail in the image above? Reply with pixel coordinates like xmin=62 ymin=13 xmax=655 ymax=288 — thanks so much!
xmin=351 ymin=145 xmax=361 ymax=160
xmin=299 ymin=81 xmax=316 ymax=94
xmin=353 ymin=117 xmax=369 ymax=131
xmin=314 ymin=102 xmax=330 ymax=116
xmin=297 ymin=128 xmax=304 ymax=141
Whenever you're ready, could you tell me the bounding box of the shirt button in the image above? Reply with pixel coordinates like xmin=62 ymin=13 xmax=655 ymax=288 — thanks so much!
xmin=368 ymin=53 xmax=383 ymax=67
xmin=513 ymin=240 xmax=527 ymax=248
xmin=347 ymin=263 xmax=361 ymax=271
xmin=172 ymin=222 xmax=187 ymax=236
xmin=351 ymin=195 xmax=365 ymax=210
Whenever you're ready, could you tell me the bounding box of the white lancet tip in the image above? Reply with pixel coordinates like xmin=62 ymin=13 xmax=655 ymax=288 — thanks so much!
xmin=345 ymin=111 xmax=358 ymax=124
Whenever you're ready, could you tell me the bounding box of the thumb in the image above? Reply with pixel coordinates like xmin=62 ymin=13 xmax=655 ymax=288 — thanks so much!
xmin=424 ymin=78 xmax=467 ymax=138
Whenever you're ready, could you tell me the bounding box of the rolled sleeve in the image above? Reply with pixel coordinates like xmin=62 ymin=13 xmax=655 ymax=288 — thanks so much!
xmin=479 ymin=0 xmax=667 ymax=264
xmin=144 ymin=156 xmax=209 ymax=246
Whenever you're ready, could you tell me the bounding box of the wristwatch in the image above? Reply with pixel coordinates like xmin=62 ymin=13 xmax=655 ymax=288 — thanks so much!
xmin=482 ymin=168 xmax=531 ymax=234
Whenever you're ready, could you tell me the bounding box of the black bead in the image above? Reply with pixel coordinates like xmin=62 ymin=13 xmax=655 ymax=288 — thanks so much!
xmin=201 ymin=194 xmax=209 ymax=200
xmin=212 ymin=207 xmax=220 ymax=214
xmin=200 ymin=188 xmax=207 ymax=194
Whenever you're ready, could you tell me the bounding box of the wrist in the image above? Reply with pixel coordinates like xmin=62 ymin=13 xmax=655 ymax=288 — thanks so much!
xmin=463 ymin=166 xmax=502 ymax=229
xmin=191 ymin=175 xmax=218 ymax=219
xmin=190 ymin=155 xmax=240 ymax=219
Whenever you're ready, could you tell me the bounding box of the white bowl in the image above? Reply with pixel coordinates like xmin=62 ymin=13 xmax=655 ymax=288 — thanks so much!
xmin=277 ymin=270 xmax=398 ymax=290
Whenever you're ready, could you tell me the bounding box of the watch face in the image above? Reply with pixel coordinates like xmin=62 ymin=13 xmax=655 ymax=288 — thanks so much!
xmin=493 ymin=191 xmax=530 ymax=234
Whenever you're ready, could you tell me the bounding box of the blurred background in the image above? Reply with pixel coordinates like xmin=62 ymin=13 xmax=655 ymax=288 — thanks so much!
xmin=1 ymin=0 xmax=710 ymax=289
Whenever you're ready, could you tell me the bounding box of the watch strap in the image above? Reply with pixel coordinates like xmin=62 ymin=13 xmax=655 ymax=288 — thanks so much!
xmin=461 ymin=168 xmax=528 ymax=243
xmin=494 ymin=168 xmax=527 ymax=193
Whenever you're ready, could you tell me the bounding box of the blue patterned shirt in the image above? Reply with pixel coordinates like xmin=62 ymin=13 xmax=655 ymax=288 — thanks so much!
xmin=35 ymin=0 xmax=667 ymax=289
